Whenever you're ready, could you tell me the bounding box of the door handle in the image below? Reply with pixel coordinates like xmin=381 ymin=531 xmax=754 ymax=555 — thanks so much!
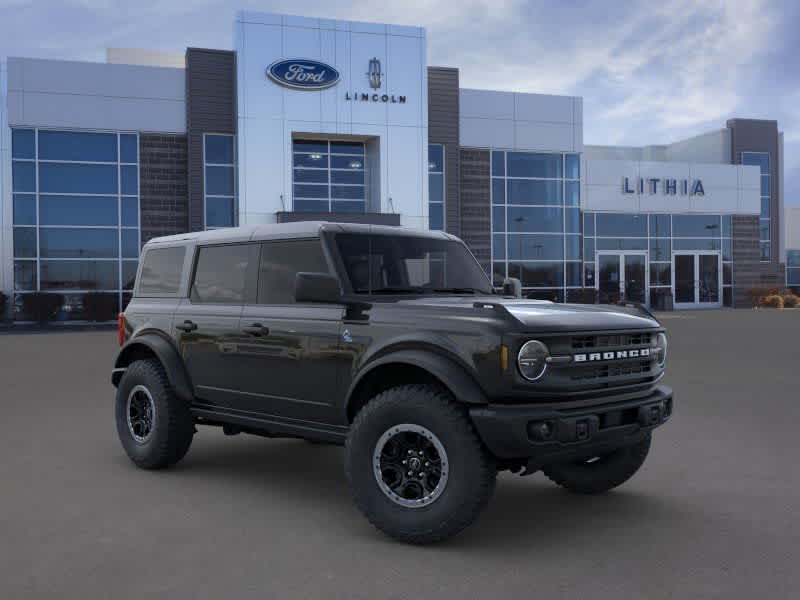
xmin=242 ymin=323 xmax=270 ymax=336
xmin=176 ymin=320 xmax=197 ymax=332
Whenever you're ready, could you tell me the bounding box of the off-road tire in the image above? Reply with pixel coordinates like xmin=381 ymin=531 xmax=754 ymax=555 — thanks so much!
xmin=115 ymin=359 xmax=194 ymax=470
xmin=345 ymin=384 xmax=496 ymax=544
xmin=542 ymin=434 xmax=652 ymax=494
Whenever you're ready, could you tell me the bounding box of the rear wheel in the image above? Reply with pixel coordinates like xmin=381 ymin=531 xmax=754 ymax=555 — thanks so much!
xmin=542 ymin=435 xmax=651 ymax=494
xmin=115 ymin=359 xmax=194 ymax=470
xmin=345 ymin=384 xmax=496 ymax=544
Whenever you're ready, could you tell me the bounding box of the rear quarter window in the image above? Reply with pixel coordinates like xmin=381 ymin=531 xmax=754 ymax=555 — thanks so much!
xmin=137 ymin=246 xmax=187 ymax=296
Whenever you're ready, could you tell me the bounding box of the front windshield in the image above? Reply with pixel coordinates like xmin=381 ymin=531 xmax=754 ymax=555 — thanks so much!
xmin=334 ymin=233 xmax=493 ymax=295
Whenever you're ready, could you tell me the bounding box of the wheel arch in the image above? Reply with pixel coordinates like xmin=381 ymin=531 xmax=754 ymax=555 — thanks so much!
xmin=112 ymin=332 xmax=194 ymax=403
xmin=345 ymin=349 xmax=488 ymax=423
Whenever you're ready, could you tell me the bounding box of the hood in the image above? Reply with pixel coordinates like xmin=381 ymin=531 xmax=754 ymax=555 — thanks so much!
xmin=390 ymin=296 xmax=660 ymax=333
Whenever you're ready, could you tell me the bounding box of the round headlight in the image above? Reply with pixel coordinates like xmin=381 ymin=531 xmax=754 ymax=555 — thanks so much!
xmin=655 ymin=332 xmax=668 ymax=366
xmin=517 ymin=340 xmax=550 ymax=381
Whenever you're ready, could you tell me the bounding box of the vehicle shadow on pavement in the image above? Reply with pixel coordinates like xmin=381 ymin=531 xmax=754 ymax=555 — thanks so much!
xmin=456 ymin=475 xmax=688 ymax=552
xmin=148 ymin=432 xmax=688 ymax=551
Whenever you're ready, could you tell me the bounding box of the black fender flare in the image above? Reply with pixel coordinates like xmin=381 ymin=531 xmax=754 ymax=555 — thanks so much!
xmin=345 ymin=349 xmax=488 ymax=418
xmin=112 ymin=332 xmax=194 ymax=403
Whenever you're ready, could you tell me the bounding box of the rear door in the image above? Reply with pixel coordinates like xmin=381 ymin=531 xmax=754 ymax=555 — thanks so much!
xmin=234 ymin=238 xmax=345 ymax=424
xmin=174 ymin=242 xmax=259 ymax=409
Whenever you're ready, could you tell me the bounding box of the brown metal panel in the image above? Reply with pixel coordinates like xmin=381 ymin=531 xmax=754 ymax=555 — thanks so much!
xmin=186 ymin=48 xmax=237 ymax=232
xmin=427 ymin=67 xmax=461 ymax=236
xmin=727 ymin=118 xmax=781 ymax=272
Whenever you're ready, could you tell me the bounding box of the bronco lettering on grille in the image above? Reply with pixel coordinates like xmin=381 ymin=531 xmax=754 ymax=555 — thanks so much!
xmin=573 ymin=348 xmax=650 ymax=362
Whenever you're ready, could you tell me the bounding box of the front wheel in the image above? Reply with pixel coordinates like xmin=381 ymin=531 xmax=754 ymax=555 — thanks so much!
xmin=542 ymin=434 xmax=652 ymax=494
xmin=345 ymin=385 xmax=496 ymax=544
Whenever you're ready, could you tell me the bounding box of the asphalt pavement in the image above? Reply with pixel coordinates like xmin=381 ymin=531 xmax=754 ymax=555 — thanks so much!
xmin=1 ymin=309 xmax=798 ymax=599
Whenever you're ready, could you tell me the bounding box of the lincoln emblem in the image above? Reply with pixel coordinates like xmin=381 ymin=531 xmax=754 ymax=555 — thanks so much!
xmin=367 ymin=57 xmax=382 ymax=89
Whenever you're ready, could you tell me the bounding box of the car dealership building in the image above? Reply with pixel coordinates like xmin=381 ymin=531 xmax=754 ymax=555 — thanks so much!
xmin=0 ymin=10 xmax=793 ymax=318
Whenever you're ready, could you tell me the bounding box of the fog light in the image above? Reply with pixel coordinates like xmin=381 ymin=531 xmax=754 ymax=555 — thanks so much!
xmin=528 ymin=420 xmax=554 ymax=441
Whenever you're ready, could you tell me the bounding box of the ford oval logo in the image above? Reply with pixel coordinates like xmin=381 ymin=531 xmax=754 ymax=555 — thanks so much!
xmin=266 ymin=59 xmax=340 ymax=90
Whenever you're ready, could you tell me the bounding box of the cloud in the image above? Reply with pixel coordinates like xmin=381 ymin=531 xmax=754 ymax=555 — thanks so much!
xmin=0 ymin=0 xmax=796 ymax=202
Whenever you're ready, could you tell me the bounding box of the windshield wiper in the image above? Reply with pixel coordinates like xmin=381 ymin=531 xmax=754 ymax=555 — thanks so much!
xmin=352 ymin=287 xmax=428 ymax=294
xmin=430 ymin=287 xmax=485 ymax=294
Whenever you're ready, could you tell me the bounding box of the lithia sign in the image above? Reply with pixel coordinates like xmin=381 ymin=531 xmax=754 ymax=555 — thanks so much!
xmin=267 ymin=57 xmax=406 ymax=103
xmin=623 ymin=176 xmax=705 ymax=196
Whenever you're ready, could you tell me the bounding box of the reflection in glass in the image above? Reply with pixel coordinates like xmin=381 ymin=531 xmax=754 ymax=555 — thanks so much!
xmin=507 ymin=152 xmax=562 ymax=179
xmin=40 ymin=261 xmax=119 ymax=290
xmin=596 ymin=213 xmax=647 ymax=237
xmin=14 ymin=261 xmax=37 ymax=290
xmin=508 ymin=261 xmax=564 ymax=287
xmin=13 ymin=194 xmax=36 ymax=225
xmin=12 ymin=161 xmax=36 ymax=192
xmin=38 ymin=130 xmax=117 ymax=162
xmin=13 ymin=228 xmax=37 ymax=258
xmin=12 ymin=129 xmax=35 ymax=159
xmin=206 ymin=197 xmax=234 ymax=228
xmin=40 ymin=228 xmax=118 ymax=259
xmin=40 ymin=195 xmax=118 ymax=226
xmin=205 ymin=135 xmax=234 ymax=164
xmin=507 ymin=180 xmax=562 ymax=205
xmin=507 ymin=235 xmax=564 ymax=260
xmin=39 ymin=163 xmax=118 ymax=194
xmin=507 ymin=206 xmax=563 ymax=233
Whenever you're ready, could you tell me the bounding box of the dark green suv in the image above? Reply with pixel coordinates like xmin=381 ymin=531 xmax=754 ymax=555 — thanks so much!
xmin=112 ymin=222 xmax=672 ymax=544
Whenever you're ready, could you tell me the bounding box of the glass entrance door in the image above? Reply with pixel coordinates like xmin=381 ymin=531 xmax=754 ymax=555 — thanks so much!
xmin=596 ymin=253 xmax=648 ymax=304
xmin=672 ymin=252 xmax=721 ymax=308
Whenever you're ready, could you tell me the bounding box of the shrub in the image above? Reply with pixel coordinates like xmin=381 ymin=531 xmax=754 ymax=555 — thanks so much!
xmin=82 ymin=292 xmax=119 ymax=322
xmin=782 ymin=294 xmax=799 ymax=308
xmin=747 ymin=287 xmax=790 ymax=307
xmin=21 ymin=293 xmax=64 ymax=324
xmin=762 ymin=295 xmax=784 ymax=309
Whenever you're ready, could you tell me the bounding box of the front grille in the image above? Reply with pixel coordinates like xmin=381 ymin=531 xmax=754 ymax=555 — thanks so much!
xmin=570 ymin=360 xmax=652 ymax=381
xmin=571 ymin=332 xmax=652 ymax=349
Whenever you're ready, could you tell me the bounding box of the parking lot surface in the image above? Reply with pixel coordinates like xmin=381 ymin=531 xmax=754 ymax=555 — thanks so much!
xmin=1 ymin=309 xmax=799 ymax=599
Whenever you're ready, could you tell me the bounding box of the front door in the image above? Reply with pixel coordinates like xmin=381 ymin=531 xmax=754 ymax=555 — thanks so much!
xmin=596 ymin=252 xmax=648 ymax=304
xmin=672 ymin=252 xmax=721 ymax=309
xmin=233 ymin=239 xmax=345 ymax=424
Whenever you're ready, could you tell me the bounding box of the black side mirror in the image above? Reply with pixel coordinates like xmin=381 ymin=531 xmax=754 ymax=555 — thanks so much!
xmin=295 ymin=272 xmax=342 ymax=304
xmin=502 ymin=277 xmax=522 ymax=298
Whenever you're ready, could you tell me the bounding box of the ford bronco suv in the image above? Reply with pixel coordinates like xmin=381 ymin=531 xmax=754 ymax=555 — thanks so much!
xmin=112 ymin=222 xmax=672 ymax=544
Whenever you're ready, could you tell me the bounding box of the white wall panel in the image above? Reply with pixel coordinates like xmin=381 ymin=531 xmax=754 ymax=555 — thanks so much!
xmin=349 ymin=32 xmax=388 ymax=126
xmin=387 ymin=34 xmax=422 ymax=127
xmin=386 ymin=124 xmax=425 ymax=218
xmin=236 ymin=11 xmax=427 ymax=225
xmin=1 ymin=59 xmax=9 ymax=296
xmin=19 ymin=92 xmax=184 ymax=133
xmin=239 ymin=117 xmax=285 ymax=220
xmin=7 ymin=58 xmax=185 ymax=132
xmin=514 ymin=92 xmax=572 ymax=123
xmin=459 ymin=88 xmax=581 ymax=153
xmin=460 ymin=89 xmax=514 ymax=120
xmin=514 ymin=121 xmax=574 ymax=152
xmin=460 ymin=117 xmax=514 ymax=149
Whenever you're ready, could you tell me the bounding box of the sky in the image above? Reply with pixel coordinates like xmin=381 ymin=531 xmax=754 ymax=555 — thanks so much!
xmin=1 ymin=0 xmax=798 ymax=204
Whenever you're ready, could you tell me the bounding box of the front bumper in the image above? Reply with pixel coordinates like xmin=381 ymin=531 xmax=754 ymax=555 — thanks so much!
xmin=469 ymin=385 xmax=672 ymax=465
